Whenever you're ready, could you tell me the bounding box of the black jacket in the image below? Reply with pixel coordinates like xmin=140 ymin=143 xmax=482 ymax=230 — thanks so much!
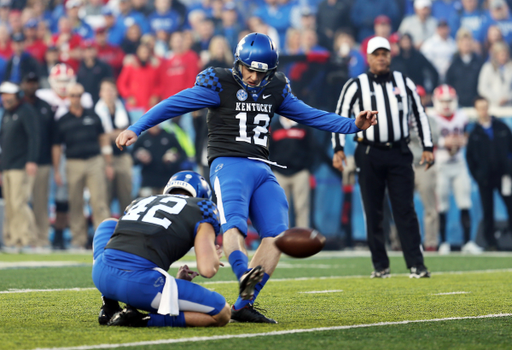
xmin=3 ymin=52 xmax=41 ymax=83
xmin=390 ymin=48 xmax=439 ymax=93
xmin=77 ymin=59 xmax=113 ymax=104
xmin=0 ymin=102 xmax=40 ymax=170
xmin=446 ymin=53 xmax=484 ymax=107
xmin=466 ymin=118 xmax=512 ymax=185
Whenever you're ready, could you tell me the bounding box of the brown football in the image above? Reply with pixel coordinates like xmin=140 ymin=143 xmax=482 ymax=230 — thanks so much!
xmin=274 ymin=227 xmax=326 ymax=258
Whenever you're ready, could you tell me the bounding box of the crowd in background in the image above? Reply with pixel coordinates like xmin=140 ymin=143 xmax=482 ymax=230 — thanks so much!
xmin=1 ymin=0 xmax=512 ymax=251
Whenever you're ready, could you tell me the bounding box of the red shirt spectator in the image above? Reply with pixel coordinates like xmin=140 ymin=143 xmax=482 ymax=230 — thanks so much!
xmin=117 ymin=44 xmax=160 ymax=112
xmin=95 ymin=27 xmax=125 ymax=78
xmin=0 ymin=25 xmax=12 ymax=59
xmin=24 ymin=19 xmax=47 ymax=63
xmin=157 ymin=32 xmax=200 ymax=99
xmin=51 ymin=17 xmax=82 ymax=71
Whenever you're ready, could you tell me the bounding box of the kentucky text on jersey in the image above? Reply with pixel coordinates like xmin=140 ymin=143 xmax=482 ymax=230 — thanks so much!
xmin=235 ymin=102 xmax=272 ymax=113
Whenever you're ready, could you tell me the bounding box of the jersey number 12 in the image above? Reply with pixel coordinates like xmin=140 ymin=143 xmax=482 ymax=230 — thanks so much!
xmin=235 ymin=112 xmax=270 ymax=146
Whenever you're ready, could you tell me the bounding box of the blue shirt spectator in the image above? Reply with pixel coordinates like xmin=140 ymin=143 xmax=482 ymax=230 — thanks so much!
xmin=254 ymin=0 xmax=294 ymax=46
xmin=449 ymin=0 xmax=489 ymax=42
xmin=103 ymin=8 xmax=128 ymax=46
xmin=118 ymin=0 xmax=151 ymax=35
xmin=350 ymin=0 xmax=400 ymax=42
xmin=485 ymin=0 xmax=512 ymax=44
xmin=148 ymin=10 xmax=181 ymax=34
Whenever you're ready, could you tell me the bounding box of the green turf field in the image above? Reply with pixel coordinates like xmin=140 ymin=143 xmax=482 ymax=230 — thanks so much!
xmin=1 ymin=251 xmax=511 ymax=350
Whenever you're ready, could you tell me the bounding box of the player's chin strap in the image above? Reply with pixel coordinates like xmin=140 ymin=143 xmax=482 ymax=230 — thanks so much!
xmin=153 ymin=267 xmax=180 ymax=316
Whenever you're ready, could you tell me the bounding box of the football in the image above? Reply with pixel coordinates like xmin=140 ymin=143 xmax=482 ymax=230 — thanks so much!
xmin=274 ymin=227 xmax=326 ymax=258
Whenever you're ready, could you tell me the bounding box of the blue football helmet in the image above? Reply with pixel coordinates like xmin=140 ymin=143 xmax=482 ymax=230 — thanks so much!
xmin=163 ymin=171 xmax=212 ymax=200
xmin=233 ymin=32 xmax=279 ymax=95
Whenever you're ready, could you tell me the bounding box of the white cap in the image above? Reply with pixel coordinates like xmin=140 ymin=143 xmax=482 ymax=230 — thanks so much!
xmin=0 ymin=81 xmax=20 ymax=94
xmin=367 ymin=36 xmax=391 ymax=54
xmin=65 ymin=0 xmax=82 ymax=9
xmin=414 ymin=0 xmax=432 ymax=10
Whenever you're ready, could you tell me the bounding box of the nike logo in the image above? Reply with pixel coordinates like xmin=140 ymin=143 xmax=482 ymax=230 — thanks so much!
xmin=263 ymin=94 xmax=271 ymax=99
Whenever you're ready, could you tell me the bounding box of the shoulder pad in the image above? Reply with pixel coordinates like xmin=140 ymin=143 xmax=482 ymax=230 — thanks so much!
xmin=195 ymin=67 xmax=225 ymax=93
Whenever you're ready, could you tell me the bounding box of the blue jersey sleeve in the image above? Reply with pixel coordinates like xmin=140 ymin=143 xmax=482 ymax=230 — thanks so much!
xmin=193 ymin=200 xmax=221 ymax=237
xmin=276 ymin=83 xmax=361 ymax=134
xmin=127 ymin=86 xmax=221 ymax=136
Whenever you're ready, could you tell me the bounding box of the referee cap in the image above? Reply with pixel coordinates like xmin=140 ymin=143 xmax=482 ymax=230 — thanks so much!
xmin=367 ymin=36 xmax=390 ymax=54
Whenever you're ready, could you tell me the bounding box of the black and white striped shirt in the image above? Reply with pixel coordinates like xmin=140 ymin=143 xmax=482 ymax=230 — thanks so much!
xmin=331 ymin=71 xmax=433 ymax=152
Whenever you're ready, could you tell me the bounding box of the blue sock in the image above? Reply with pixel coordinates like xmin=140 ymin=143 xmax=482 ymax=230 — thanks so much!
xmin=147 ymin=312 xmax=186 ymax=327
xmin=234 ymin=272 xmax=270 ymax=310
xmin=228 ymin=250 xmax=249 ymax=281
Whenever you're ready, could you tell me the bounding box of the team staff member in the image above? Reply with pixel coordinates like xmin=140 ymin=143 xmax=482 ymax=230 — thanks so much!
xmin=52 ymin=83 xmax=111 ymax=249
xmin=0 ymin=81 xmax=40 ymax=249
xmin=21 ymin=72 xmax=55 ymax=248
xmin=332 ymin=37 xmax=434 ymax=278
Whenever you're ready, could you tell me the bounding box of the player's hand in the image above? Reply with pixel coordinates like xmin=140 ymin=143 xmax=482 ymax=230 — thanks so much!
xmin=54 ymin=171 xmax=63 ymax=187
xmin=25 ymin=162 xmax=38 ymax=177
xmin=420 ymin=151 xmax=435 ymax=170
xmin=216 ymin=244 xmax=224 ymax=267
xmin=116 ymin=130 xmax=138 ymax=151
xmin=176 ymin=265 xmax=200 ymax=281
xmin=355 ymin=110 xmax=378 ymax=130
xmin=332 ymin=150 xmax=346 ymax=172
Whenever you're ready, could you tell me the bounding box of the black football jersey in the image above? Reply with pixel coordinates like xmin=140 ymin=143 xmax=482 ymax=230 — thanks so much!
xmin=105 ymin=194 xmax=220 ymax=270
xmin=196 ymin=68 xmax=290 ymax=163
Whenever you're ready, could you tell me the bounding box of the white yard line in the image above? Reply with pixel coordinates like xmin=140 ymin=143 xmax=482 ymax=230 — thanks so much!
xmin=432 ymin=291 xmax=471 ymax=296
xmin=298 ymin=290 xmax=343 ymax=294
xmin=3 ymin=268 xmax=512 ymax=294
xmin=33 ymin=313 xmax=512 ymax=350
xmin=0 ymin=261 xmax=90 ymax=269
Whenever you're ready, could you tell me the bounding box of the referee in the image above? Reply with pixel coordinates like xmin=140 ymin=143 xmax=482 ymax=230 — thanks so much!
xmin=332 ymin=37 xmax=434 ymax=278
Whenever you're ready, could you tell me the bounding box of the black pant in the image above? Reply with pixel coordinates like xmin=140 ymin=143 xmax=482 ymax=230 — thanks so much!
xmin=477 ymin=176 xmax=512 ymax=247
xmin=354 ymin=144 xmax=424 ymax=270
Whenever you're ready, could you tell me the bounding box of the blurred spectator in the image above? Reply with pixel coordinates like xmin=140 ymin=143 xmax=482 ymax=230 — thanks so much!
xmin=118 ymin=0 xmax=151 ymax=35
xmin=24 ymin=19 xmax=47 ymax=63
xmin=254 ymin=0 xmax=293 ymax=46
xmin=76 ymin=40 xmax=113 ymax=104
xmin=191 ymin=18 xmax=215 ymax=61
xmin=484 ymin=24 xmax=505 ymax=58
xmin=10 ymin=0 xmax=26 ymax=10
xmin=351 ymin=0 xmax=400 ymax=42
xmin=36 ymin=18 xmax=51 ymax=44
xmin=219 ymin=2 xmax=244 ymax=50
xmin=269 ymin=116 xmax=315 ymax=228
xmin=203 ymin=35 xmax=232 ymax=69
xmin=283 ymin=27 xmax=302 ymax=55
xmin=65 ymin=0 xmax=94 ymax=39
xmin=102 ymin=7 xmax=126 ymax=46
xmin=0 ymin=81 xmax=39 ymax=250
xmin=8 ymin=10 xmax=23 ymax=36
xmin=0 ymin=24 xmax=12 ymax=59
xmin=316 ymin=0 xmax=353 ymax=50
xmin=246 ymin=16 xmax=280 ymax=49
xmin=486 ymin=0 xmax=512 ymax=44
xmin=325 ymin=30 xmax=365 ymax=111
xmin=4 ymin=33 xmax=41 ymax=84
xmin=40 ymin=45 xmax=59 ymax=88
xmin=31 ymin=0 xmax=52 ymax=26
xmin=159 ymin=31 xmax=199 ymax=99
xmin=187 ymin=9 xmax=206 ymax=42
xmin=477 ymin=41 xmax=512 ymax=106
xmin=399 ymin=0 xmax=438 ymax=49
xmin=209 ymin=0 xmax=224 ymax=28
xmin=390 ymin=33 xmax=439 ymax=95
xmin=21 ymin=72 xmax=55 ymax=249
xmin=94 ymin=79 xmax=133 ymax=213
xmin=431 ymin=0 xmax=459 ymax=21
xmin=95 ymin=26 xmax=125 ymax=78
xmin=449 ymin=0 xmax=488 ymax=44
xmin=51 ymin=17 xmax=82 ymax=71
xmin=82 ymin=0 xmax=106 ymax=30
xmin=446 ymin=28 xmax=483 ymax=106
xmin=0 ymin=1 xmax=10 ymax=28
xmin=132 ymin=0 xmax=154 ymax=17
xmin=148 ymin=0 xmax=182 ymax=34
xmin=117 ymin=43 xmax=160 ymax=111
xmin=132 ymin=125 xmax=186 ymax=197
xmin=52 ymin=82 xmax=111 ymax=249
xmin=120 ymin=23 xmax=142 ymax=55
xmin=466 ymin=96 xmax=512 ymax=251
xmin=361 ymin=15 xmax=393 ymax=62
xmin=421 ymin=20 xmax=457 ymax=82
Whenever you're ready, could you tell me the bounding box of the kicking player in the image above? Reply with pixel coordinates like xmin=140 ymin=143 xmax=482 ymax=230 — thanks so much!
xmin=92 ymin=171 xmax=231 ymax=327
xmin=116 ymin=32 xmax=377 ymax=323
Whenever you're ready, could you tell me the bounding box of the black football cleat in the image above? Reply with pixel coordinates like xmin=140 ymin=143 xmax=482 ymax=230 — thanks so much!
xmin=239 ymin=266 xmax=265 ymax=300
xmin=231 ymin=304 xmax=277 ymax=324
xmin=98 ymin=297 xmax=122 ymax=325
xmin=410 ymin=265 xmax=431 ymax=278
xmin=370 ymin=268 xmax=391 ymax=278
xmin=107 ymin=305 xmax=150 ymax=327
